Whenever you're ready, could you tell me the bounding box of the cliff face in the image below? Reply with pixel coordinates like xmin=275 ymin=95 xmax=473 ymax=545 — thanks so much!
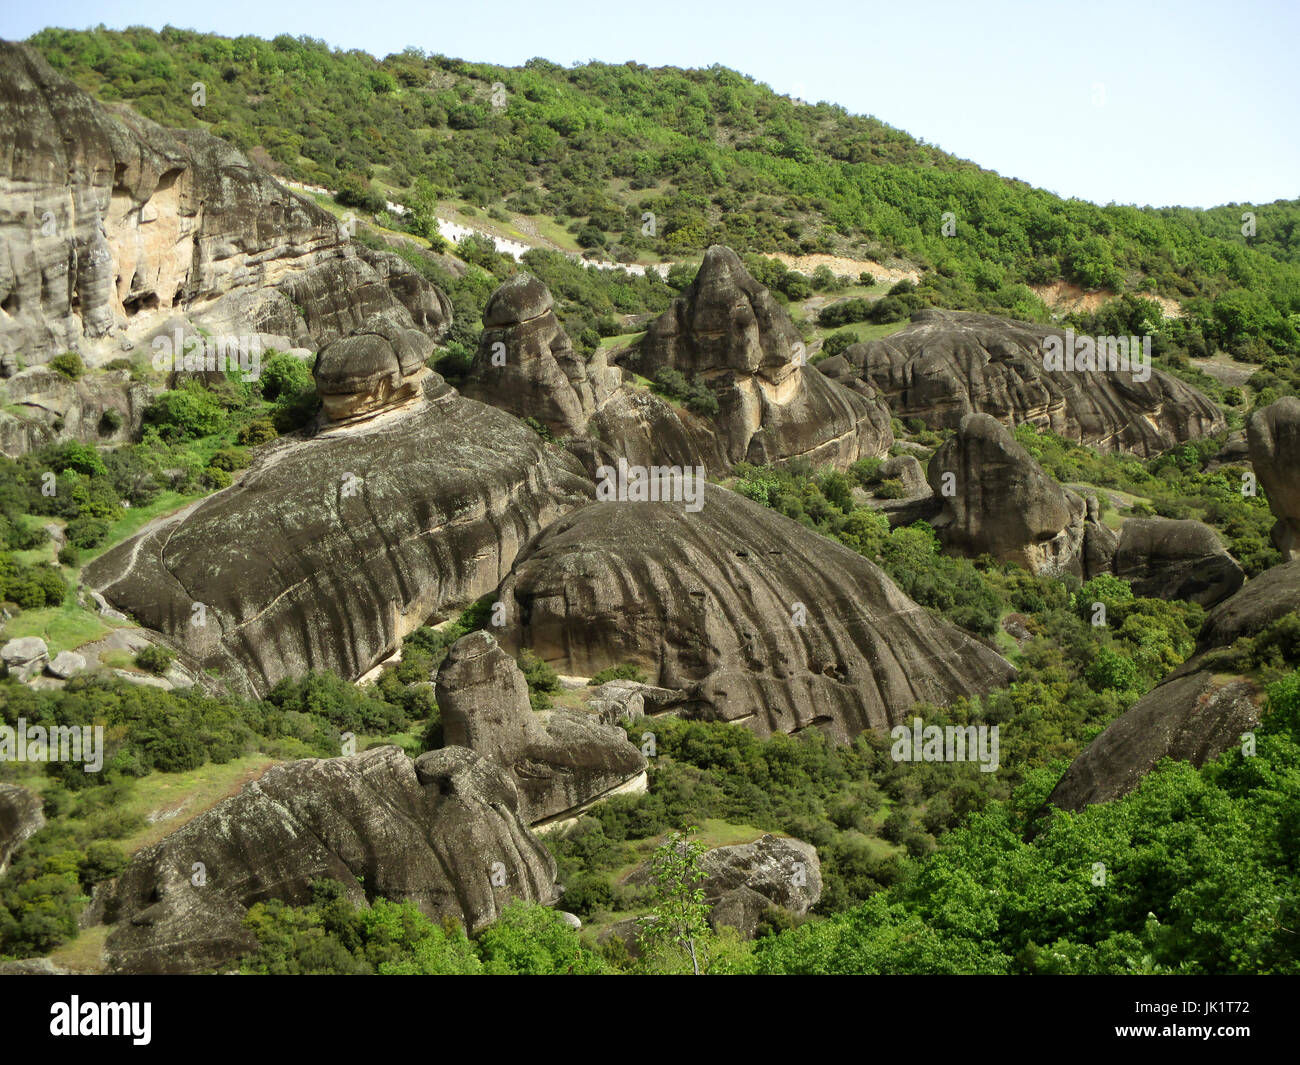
xmin=819 ymin=308 xmax=1224 ymax=457
xmin=0 ymin=41 xmax=449 ymax=368
xmin=83 ymin=377 xmax=593 ymax=697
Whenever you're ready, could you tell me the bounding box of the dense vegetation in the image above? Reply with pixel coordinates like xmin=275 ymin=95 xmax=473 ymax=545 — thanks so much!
xmin=26 ymin=26 xmax=1300 ymax=361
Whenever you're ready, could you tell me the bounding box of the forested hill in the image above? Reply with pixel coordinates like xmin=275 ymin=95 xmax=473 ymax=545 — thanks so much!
xmin=25 ymin=25 xmax=1300 ymax=357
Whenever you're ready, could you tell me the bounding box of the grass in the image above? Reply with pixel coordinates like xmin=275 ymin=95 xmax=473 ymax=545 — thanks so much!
xmin=0 ymin=601 xmax=118 ymax=654
xmin=47 ymin=925 xmax=110 ymax=974
xmin=82 ymin=490 xmax=206 ymax=563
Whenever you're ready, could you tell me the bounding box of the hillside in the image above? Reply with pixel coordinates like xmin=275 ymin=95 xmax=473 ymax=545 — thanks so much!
xmin=26 ymin=26 xmax=1300 ymax=363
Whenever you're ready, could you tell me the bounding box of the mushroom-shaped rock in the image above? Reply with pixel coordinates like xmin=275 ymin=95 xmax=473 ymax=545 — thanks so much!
xmin=1248 ymin=397 xmax=1300 ymax=561
xmin=313 ymin=313 xmax=433 ymax=421
xmin=926 ymin=413 xmax=1087 ymax=577
xmin=463 ymin=274 xmax=615 ymax=435
xmin=103 ymin=746 xmax=557 ymax=973
xmin=435 ymin=631 xmax=647 ymax=825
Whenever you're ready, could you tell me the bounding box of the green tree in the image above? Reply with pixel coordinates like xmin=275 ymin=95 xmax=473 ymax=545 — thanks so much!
xmin=639 ymin=826 xmax=712 ymax=974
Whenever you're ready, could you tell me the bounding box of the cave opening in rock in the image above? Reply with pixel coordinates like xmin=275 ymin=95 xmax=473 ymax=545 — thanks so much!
xmin=123 ymin=291 xmax=160 ymax=316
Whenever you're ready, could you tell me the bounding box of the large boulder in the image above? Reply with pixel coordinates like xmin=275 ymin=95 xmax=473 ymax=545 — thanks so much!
xmin=1113 ymin=518 xmax=1244 ymax=606
xmin=632 ymin=246 xmax=893 ymax=470
xmin=83 ymin=378 xmax=592 ymax=696
xmin=0 ymin=783 xmax=44 ymax=877
xmin=1194 ymin=559 xmax=1300 ymax=655
xmin=1 ymin=637 xmax=49 ymax=681
xmin=435 ymin=631 xmax=647 ymax=825
xmin=926 ymin=413 xmax=1091 ymax=577
xmin=103 ymin=746 xmax=558 ymax=973
xmin=313 ymin=313 xmax=433 ymax=422
xmin=1248 ymin=397 xmax=1300 ymax=561
xmin=819 ymin=308 xmax=1224 ymax=457
xmin=496 ymin=482 xmax=1015 ymax=741
xmin=462 ymin=274 xmax=617 ymax=436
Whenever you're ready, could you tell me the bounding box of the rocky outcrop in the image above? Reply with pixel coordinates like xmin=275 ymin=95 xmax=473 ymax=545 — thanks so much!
xmin=0 ymin=42 xmax=449 ymax=368
xmin=926 ymin=413 xmax=1098 ymax=577
xmin=1248 ymin=397 xmax=1300 ymax=561
xmin=83 ymin=377 xmax=592 ymax=696
xmin=586 ymin=680 xmax=689 ymax=725
xmin=462 ymin=274 xmax=618 ymax=436
xmin=631 ymin=246 xmax=892 ymax=470
xmin=102 ymin=745 xmax=558 ymax=973
xmin=0 ymin=783 xmax=44 ymax=877
xmin=875 ymin=454 xmax=928 ymax=498
xmin=1113 ymin=518 xmax=1244 ymax=607
xmin=435 ymin=631 xmax=647 ymax=825
xmin=1 ymin=637 xmax=49 ymax=680
xmin=819 ymin=309 xmax=1224 ymax=457
xmin=496 ymin=482 xmax=1015 ymax=741
xmin=0 ymin=365 xmax=150 ymax=457
xmin=1045 ymin=561 xmax=1300 ymax=813
xmin=623 ymin=834 xmax=821 ymax=939
xmin=313 ymin=313 xmax=433 ymax=422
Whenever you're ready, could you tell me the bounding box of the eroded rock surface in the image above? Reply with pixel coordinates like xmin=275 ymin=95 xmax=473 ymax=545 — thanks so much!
xmin=819 ymin=309 xmax=1224 ymax=456
xmin=1113 ymin=518 xmax=1244 ymax=607
xmin=497 ymin=483 xmax=1014 ymax=741
xmin=103 ymin=745 xmax=558 ymax=973
xmin=0 ymin=784 xmax=44 ymax=877
xmin=1248 ymin=397 xmax=1300 ymax=561
xmin=435 ymin=631 xmax=647 ymax=825
xmin=83 ymin=378 xmax=592 ymax=696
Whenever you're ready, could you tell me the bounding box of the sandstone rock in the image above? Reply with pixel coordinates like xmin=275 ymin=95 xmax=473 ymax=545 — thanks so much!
xmin=1 ymin=636 xmax=49 ymax=680
xmin=926 ymin=413 xmax=1089 ymax=577
xmin=1247 ymin=397 xmax=1300 ymax=561
xmin=556 ymin=911 xmax=583 ymax=930
xmin=103 ymin=746 xmax=558 ymax=973
xmin=1114 ymin=518 xmax=1244 ymax=607
xmin=0 ymin=783 xmax=45 ymax=877
xmin=0 ymin=365 xmax=150 ymax=457
xmin=313 ymin=313 xmax=433 ymax=421
xmin=586 ymin=680 xmax=689 ymax=725
xmin=876 ymin=454 xmax=928 ymax=498
xmin=1193 ymin=560 xmax=1300 ymax=656
xmin=463 ymin=274 xmax=617 ymax=436
xmin=497 ymin=482 xmax=1015 ymax=741
xmin=633 ymin=246 xmax=893 ymax=469
xmin=820 ymin=308 xmax=1224 ymax=457
xmin=435 ymin=631 xmax=647 ymax=825
xmin=1045 ymin=672 xmax=1261 ymax=813
xmin=83 ymin=378 xmax=592 ymax=696
xmin=46 ymin=650 xmax=86 ymax=679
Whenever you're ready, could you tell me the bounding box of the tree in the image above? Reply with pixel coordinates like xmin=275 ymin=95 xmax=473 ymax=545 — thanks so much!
xmin=639 ymin=826 xmax=712 ymax=974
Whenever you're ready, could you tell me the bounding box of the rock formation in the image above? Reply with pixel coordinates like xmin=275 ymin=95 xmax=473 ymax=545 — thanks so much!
xmin=83 ymin=377 xmax=592 ymax=696
xmin=926 ymin=413 xmax=1097 ymax=577
xmin=1113 ymin=518 xmax=1245 ymax=607
xmin=1 ymin=637 xmax=49 ymax=681
xmin=631 ymin=246 xmax=893 ymax=469
xmin=1046 ymin=561 xmax=1300 ymax=813
xmin=0 ymin=42 xmax=449 ymax=369
xmin=435 ymin=631 xmax=647 ymax=825
xmin=819 ymin=308 xmax=1224 ymax=456
xmin=103 ymin=745 xmax=558 ymax=973
xmin=461 ymin=274 xmax=618 ymax=436
xmin=1248 ymin=397 xmax=1300 ymax=561
xmin=496 ymin=482 xmax=1015 ymax=741
xmin=0 ymin=783 xmax=44 ymax=877
xmin=313 ymin=312 xmax=433 ymax=422
xmin=0 ymin=363 xmax=150 ymax=457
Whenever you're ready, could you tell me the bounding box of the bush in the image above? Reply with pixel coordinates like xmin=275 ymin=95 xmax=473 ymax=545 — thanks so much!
xmin=238 ymin=418 xmax=278 ymax=446
xmin=145 ymin=387 xmax=226 ymax=440
xmin=49 ymin=352 xmax=84 ymax=379
xmin=201 ymin=466 xmax=233 ymax=490
xmin=518 ymin=649 xmax=559 ymax=710
xmin=588 ymin=663 xmax=649 ymax=686
xmin=64 ymin=516 xmax=110 ymax=549
xmin=134 ymin=645 xmax=175 ymax=675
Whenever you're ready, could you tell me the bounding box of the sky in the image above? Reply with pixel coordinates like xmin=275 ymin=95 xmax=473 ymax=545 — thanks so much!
xmin=2 ymin=0 xmax=1296 ymax=210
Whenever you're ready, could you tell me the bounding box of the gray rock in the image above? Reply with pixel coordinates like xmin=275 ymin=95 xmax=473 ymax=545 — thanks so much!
xmin=877 ymin=454 xmax=928 ymax=498
xmin=1 ymin=636 xmax=49 ymax=680
xmin=435 ymin=631 xmax=647 ymax=825
xmin=820 ymin=308 xmax=1225 ymax=457
xmin=104 ymin=746 xmax=558 ymax=973
xmin=1248 ymin=397 xmax=1300 ymax=561
xmin=556 ymin=911 xmax=583 ymax=930
xmin=0 ymin=783 xmax=45 ymax=877
xmin=586 ymin=680 xmax=689 ymax=725
xmin=497 ymin=482 xmax=1015 ymax=741
xmin=1114 ymin=518 xmax=1244 ymax=607
xmin=46 ymin=650 xmax=86 ymax=678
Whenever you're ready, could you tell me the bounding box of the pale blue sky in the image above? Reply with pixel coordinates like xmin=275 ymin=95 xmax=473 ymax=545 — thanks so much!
xmin=3 ymin=0 xmax=1296 ymax=209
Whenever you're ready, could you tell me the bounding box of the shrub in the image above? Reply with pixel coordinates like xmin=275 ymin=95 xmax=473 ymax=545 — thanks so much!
xmin=145 ymin=387 xmax=226 ymax=440
xmin=201 ymin=466 xmax=233 ymax=490
xmin=49 ymin=352 xmax=85 ymax=379
xmin=237 ymin=418 xmax=278 ymax=446
xmin=64 ymin=516 xmax=110 ymax=549
xmin=134 ymin=645 xmax=175 ymax=675
xmin=588 ymin=663 xmax=649 ymax=686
